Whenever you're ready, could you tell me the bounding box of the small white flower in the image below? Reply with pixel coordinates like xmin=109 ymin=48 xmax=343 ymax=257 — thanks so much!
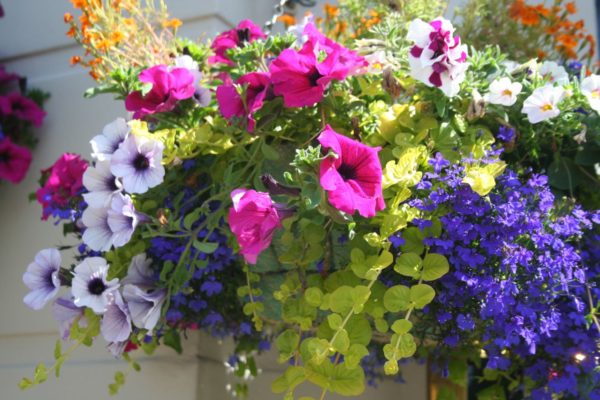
xmin=82 ymin=206 xmax=114 ymax=251
xmin=538 ymin=61 xmax=569 ymax=86
xmin=72 ymin=257 xmax=120 ymax=314
xmin=110 ymin=134 xmax=165 ymax=194
xmin=82 ymin=160 xmax=122 ymax=208
xmin=580 ymin=74 xmax=600 ymax=113
xmin=522 ymin=85 xmax=565 ymax=124
xmin=574 ymin=126 xmax=587 ymax=144
xmin=485 ymin=77 xmax=522 ymax=106
xmin=90 ymin=118 xmax=130 ymax=161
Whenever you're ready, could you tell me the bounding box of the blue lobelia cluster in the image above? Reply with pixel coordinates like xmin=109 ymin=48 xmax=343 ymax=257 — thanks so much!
xmin=397 ymin=155 xmax=600 ymax=399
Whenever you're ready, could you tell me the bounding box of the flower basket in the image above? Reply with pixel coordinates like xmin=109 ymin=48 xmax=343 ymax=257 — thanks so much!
xmin=19 ymin=1 xmax=600 ymax=399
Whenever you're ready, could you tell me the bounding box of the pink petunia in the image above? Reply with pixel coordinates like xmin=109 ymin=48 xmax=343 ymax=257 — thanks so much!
xmin=0 ymin=137 xmax=32 ymax=184
xmin=36 ymin=153 xmax=88 ymax=220
xmin=209 ymin=20 xmax=266 ymax=65
xmin=318 ymin=125 xmax=385 ymax=218
xmin=228 ymin=188 xmax=289 ymax=264
xmin=0 ymin=66 xmax=19 ymax=86
xmin=0 ymin=92 xmax=46 ymax=127
xmin=216 ymin=72 xmax=271 ymax=132
xmin=269 ymin=26 xmax=365 ymax=108
xmin=125 ymin=65 xmax=196 ymax=119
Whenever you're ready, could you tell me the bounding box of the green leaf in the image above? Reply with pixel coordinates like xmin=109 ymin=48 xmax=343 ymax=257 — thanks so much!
xmin=547 ymin=157 xmax=581 ymax=191
xmin=391 ymin=319 xmax=413 ymax=335
xmin=18 ymin=378 xmax=34 ymax=390
xmin=261 ymin=141 xmax=280 ymax=160
xmin=305 ymin=360 xmax=365 ymax=396
xmin=327 ymin=314 xmax=343 ymax=330
xmin=383 ymin=285 xmax=411 ymax=312
xmin=346 ymin=315 xmax=372 ymax=346
xmin=331 ymin=329 xmax=350 ymax=353
xmin=400 ymin=227 xmax=425 ymax=255
xmin=54 ymin=340 xmax=62 ymax=360
xmin=272 ymin=366 xmax=306 ymax=394
xmin=33 ymin=363 xmax=48 ymax=384
xmin=163 ymin=330 xmax=182 ymax=354
xmin=410 ymin=284 xmax=436 ymax=309
xmin=345 ymin=344 xmax=370 ymax=369
xmin=575 ymin=146 xmax=600 ymax=166
xmin=276 ymin=330 xmax=301 ymax=363
xmin=183 ymin=207 xmax=202 ymax=230
xmin=304 ymin=287 xmax=323 ymax=307
xmin=192 ymin=241 xmax=218 ymax=254
xmin=394 ymin=253 xmax=422 ymax=279
xmin=476 ymin=384 xmax=506 ymax=400
xmin=421 ymin=253 xmax=449 ymax=281
xmin=330 ymin=286 xmax=354 ymax=315
xmin=351 ymin=286 xmax=371 ymax=313
xmin=375 ymin=318 xmax=389 ymax=333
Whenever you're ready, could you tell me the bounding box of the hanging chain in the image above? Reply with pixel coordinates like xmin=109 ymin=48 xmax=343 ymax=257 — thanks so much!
xmin=264 ymin=0 xmax=293 ymax=34
xmin=263 ymin=0 xmax=317 ymax=34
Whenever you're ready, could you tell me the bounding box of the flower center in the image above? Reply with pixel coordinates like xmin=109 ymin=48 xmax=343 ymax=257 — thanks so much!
xmin=133 ymin=154 xmax=150 ymax=171
xmin=502 ymin=89 xmax=513 ymax=96
xmin=87 ymin=277 xmax=106 ymax=295
xmin=237 ymin=28 xmax=250 ymax=43
xmin=541 ymin=103 xmax=554 ymax=112
xmin=308 ymin=69 xmax=323 ymax=87
xmin=337 ymin=163 xmax=357 ymax=181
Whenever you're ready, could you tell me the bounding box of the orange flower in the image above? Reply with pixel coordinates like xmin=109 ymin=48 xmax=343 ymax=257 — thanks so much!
xmin=537 ymin=49 xmax=546 ymax=59
xmin=565 ymin=2 xmax=577 ymax=14
xmin=509 ymin=0 xmax=540 ymax=26
xmin=70 ymin=56 xmax=81 ymax=65
xmin=557 ymin=34 xmax=578 ymax=49
xmin=111 ymin=30 xmax=125 ymax=43
xmin=66 ymin=26 xmax=76 ymax=37
xmin=324 ymin=3 xmax=339 ymax=19
xmin=71 ymin=0 xmax=87 ymax=9
xmin=64 ymin=13 xmax=74 ymax=23
xmin=575 ymin=20 xmax=584 ymax=30
xmin=277 ymin=14 xmax=296 ymax=27
xmin=534 ymin=4 xmax=550 ymax=17
xmin=162 ymin=18 xmax=182 ymax=29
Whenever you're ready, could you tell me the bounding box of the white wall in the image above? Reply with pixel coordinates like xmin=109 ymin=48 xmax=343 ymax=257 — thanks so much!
xmin=0 ymin=1 xmax=426 ymax=399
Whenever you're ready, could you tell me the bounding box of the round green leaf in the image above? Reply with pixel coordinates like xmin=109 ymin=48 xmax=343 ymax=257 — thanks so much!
xmin=410 ymin=284 xmax=435 ymax=309
xmin=394 ymin=253 xmax=422 ymax=278
xmin=383 ymin=285 xmax=411 ymax=312
xmin=421 ymin=253 xmax=449 ymax=281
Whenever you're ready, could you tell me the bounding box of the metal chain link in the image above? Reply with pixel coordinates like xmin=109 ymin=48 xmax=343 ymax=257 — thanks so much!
xmin=263 ymin=0 xmax=317 ymax=34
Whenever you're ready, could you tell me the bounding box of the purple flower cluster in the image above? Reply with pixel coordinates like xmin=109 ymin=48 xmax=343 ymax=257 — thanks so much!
xmin=401 ymin=156 xmax=600 ymax=399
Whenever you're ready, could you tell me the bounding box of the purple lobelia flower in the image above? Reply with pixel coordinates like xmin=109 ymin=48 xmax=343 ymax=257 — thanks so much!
xmin=100 ymin=291 xmax=132 ymax=343
xmin=52 ymin=297 xmax=85 ymax=340
xmin=90 ymin=118 xmax=130 ymax=161
xmin=121 ymin=253 xmax=155 ymax=289
xmin=23 ymin=248 xmax=61 ymax=310
xmin=82 ymin=206 xmax=114 ymax=251
xmin=82 ymin=160 xmax=122 ymax=208
xmin=123 ymin=284 xmax=166 ymax=331
xmin=110 ymin=134 xmax=165 ymax=194
xmin=72 ymin=257 xmax=120 ymax=314
xmin=107 ymin=193 xmax=143 ymax=248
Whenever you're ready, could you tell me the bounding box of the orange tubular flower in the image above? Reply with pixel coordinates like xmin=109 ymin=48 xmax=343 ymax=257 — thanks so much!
xmin=162 ymin=18 xmax=182 ymax=29
xmin=71 ymin=0 xmax=87 ymax=9
xmin=557 ymin=34 xmax=578 ymax=49
xmin=70 ymin=56 xmax=81 ymax=65
xmin=324 ymin=3 xmax=339 ymax=19
xmin=277 ymin=14 xmax=296 ymax=27
xmin=565 ymin=2 xmax=577 ymax=14
xmin=64 ymin=13 xmax=74 ymax=23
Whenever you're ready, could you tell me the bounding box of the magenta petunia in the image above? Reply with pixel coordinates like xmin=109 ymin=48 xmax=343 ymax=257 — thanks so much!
xmin=216 ymin=72 xmax=271 ymax=132
xmin=0 ymin=137 xmax=32 ymax=184
xmin=125 ymin=65 xmax=195 ymax=119
xmin=209 ymin=20 xmax=266 ymax=65
xmin=0 ymin=92 xmax=46 ymax=127
xmin=269 ymin=27 xmax=365 ymax=108
xmin=36 ymin=153 xmax=88 ymax=219
xmin=228 ymin=189 xmax=288 ymax=264
xmin=318 ymin=125 xmax=385 ymax=218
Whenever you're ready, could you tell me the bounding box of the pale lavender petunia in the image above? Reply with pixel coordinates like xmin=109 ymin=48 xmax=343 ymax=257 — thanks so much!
xmin=110 ymin=134 xmax=165 ymax=194
xmin=23 ymin=248 xmax=61 ymax=310
xmin=82 ymin=160 xmax=122 ymax=208
xmin=100 ymin=291 xmax=132 ymax=343
xmin=72 ymin=257 xmax=120 ymax=314
xmin=52 ymin=297 xmax=85 ymax=340
xmin=123 ymin=284 xmax=166 ymax=331
xmin=121 ymin=253 xmax=155 ymax=289
xmin=90 ymin=118 xmax=130 ymax=161
xmin=107 ymin=193 xmax=142 ymax=248
xmin=82 ymin=206 xmax=114 ymax=251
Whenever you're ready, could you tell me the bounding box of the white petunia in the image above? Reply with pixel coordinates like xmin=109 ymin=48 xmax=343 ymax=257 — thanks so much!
xmin=110 ymin=134 xmax=165 ymax=194
xmin=23 ymin=248 xmax=61 ymax=310
xmin=90 ymin=118 xmax=130 ymax=161
xmin=121 ymin=253 xmax=155 ymax=289
xmin=72 ymin=257 xmax=120 ymax=314
xmin=82 ymin=160 xmax=122 ymax=208
xmin=107 ymin=193 xmax=141 ymax=248
xmin=538 ymin=61 xmax=569 ymax=86
xmin=580 ymin=74 xmax=600 ymax=113
xmin=100 ymin=291 xmax=132 ymax=343
xmin=485 ymin=77 xmax=522 ymax=106
xmin=123 ymin=284 xmax=166 ymax=331
xmin=522 ymin=85 xmax=565 ymax=124
xmin=82 ymin=206 xmax=114 ymax=251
